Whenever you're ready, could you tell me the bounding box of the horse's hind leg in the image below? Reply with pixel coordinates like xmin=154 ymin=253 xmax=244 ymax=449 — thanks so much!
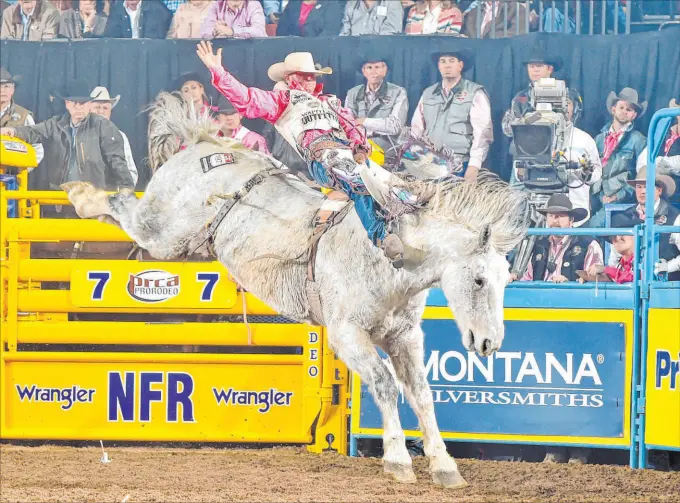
xmin=61 ymin=182 xmax=122 ymax=220
xmin=61 ymin=182 xmax=176 ymax=259
xmin=327 ymin=322 xmax=415 ymax=483
xmin=384 ymin=323 xmax=468 ymax=489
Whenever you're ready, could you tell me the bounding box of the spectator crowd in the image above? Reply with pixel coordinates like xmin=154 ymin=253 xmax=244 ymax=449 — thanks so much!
xmin=5 ymin=0 xmax=677 ymax=41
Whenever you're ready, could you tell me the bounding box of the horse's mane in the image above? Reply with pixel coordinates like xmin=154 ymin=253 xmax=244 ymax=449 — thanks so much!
xmin=145 ymin=91 xmax=283 ymax=173
xmin=145 ymin=91 xmax=221 ymax=172
xmin=406 ymin=172 xmax=530 ymax=253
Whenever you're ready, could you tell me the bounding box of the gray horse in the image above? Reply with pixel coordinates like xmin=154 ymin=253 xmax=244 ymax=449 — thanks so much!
xmin=62 ymin=92 xmax=528 ymax=488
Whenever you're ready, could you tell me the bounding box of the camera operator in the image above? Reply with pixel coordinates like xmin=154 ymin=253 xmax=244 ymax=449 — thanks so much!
xmin=502 ymin=47 xmax=562 ymax=150
xmin=510 ymin=87 xmax=601 ymax=225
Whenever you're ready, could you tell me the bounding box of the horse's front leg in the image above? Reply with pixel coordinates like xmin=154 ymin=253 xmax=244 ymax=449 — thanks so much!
xmin=327 ymin=322 xmax=415 ymax=483
xmin=385 ymin=324 xmax=468 ymax=489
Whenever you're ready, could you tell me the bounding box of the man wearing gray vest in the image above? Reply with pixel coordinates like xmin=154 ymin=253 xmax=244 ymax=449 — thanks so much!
xmin=411 ymin=48 xmax=493 ymax=181
xmin=345 ymin=55 xmax=408 ymax=166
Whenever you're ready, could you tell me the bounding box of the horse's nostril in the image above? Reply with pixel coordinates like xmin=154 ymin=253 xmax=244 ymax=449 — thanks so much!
xmin=481 ymin=338 xmax=491 ymax=355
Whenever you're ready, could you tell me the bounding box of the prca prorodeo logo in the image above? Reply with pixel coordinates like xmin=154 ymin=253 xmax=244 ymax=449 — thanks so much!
xmin=127 ymin=270 xmax=180 ymax=303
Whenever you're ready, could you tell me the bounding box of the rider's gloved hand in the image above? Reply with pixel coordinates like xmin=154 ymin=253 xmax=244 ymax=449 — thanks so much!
xmin=353 ymin=143 xmax=371 ymax=164
xmin=654 ymin=259 xmax=669 ymax=276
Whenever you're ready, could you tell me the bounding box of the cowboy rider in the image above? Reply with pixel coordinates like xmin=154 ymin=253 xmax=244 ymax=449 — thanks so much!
xmin=196 ymin=41 xmax=406 ymax=267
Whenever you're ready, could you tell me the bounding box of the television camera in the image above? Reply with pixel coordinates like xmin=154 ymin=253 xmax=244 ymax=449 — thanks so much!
xmin=509 ymin=78 xmax=595 ymax=277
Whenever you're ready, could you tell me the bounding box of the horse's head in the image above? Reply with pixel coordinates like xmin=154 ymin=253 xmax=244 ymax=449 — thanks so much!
xmin=403 ymin=174 xmax=529 ymax=358
xmin=440 ymin=224 xmax=511 ymax=357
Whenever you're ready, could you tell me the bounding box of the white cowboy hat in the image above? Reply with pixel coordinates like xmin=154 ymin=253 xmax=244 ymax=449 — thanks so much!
xmin=90 ymin=86 xmax=120 ymax=108
xmin=267 ymin=52 xmax=332 ymax=83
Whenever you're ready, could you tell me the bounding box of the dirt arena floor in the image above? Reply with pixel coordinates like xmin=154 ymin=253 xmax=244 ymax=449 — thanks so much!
xmin=1 ymin=444 xmax=678 ymax=503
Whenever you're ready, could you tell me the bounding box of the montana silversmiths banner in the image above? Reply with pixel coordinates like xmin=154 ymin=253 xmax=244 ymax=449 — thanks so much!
xmin=357 ymin=319 xmax=627 ymax=438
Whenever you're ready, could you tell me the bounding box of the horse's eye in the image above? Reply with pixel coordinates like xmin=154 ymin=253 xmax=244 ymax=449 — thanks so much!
xmin=474 ymin=277 xmax=486 ymax=288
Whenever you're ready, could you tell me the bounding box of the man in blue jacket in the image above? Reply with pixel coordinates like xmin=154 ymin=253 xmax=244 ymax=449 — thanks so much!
xmin=588 ymin=87 xmax=647 ymax=228
xmin=103 ymin=0 xmax=172 ymax=39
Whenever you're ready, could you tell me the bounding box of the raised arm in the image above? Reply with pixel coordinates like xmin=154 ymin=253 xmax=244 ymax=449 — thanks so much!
xmin=197 ymin=41 xmax=286 ymax=123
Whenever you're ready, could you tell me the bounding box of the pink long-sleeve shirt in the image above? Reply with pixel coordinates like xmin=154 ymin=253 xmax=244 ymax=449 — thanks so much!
xmin=209 ymin=66 xmax=367 ymax=152
xmin=200 ymin=0 xmax=267 ymax=39
xmin=218 ymin=125 xmax=271 ymax=154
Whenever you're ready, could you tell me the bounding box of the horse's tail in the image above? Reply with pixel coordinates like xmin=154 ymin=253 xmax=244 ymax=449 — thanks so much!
xmin=144 ymin=91 xmax=219 ymax=173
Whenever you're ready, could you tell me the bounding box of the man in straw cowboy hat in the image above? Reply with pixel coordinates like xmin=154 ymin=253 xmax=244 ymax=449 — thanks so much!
xmin=196 ymin=40 xmax=414 ymax=267
xmin=89 ymin=86 xmax=138 ymax=186
xmin=612 ymin=165 xmax=680 ymax=281
xmin=588 ymin=87 xmax=647 ymax=228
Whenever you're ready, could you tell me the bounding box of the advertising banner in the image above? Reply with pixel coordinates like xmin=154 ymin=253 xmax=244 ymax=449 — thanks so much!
xmin=645 ymin=308 xmax=680 ymax=450
xmin=356 ymin=319 xmax=627 ymax=438
xmin=70 ymin=263 xmax=237 ymax=310
xmin=4 ymin=359 xmax=316 ymax=443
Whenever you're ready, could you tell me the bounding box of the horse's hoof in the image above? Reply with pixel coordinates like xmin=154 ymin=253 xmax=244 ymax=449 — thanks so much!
xmin=384 ymin=461 xmax=417 ymax=484
xmin=60 ymin=181 xmax=93 ymax=195
xmin=432 ymin=470 xmax=468 ymax=489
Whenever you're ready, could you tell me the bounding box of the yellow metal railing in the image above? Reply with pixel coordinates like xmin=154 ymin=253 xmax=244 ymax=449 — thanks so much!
xmin=0 ymin=183 xmax=349 ymax=453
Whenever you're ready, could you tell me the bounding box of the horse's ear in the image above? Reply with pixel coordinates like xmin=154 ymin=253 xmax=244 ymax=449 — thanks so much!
xmin=477 ymin=224 xmax=491 ymax=253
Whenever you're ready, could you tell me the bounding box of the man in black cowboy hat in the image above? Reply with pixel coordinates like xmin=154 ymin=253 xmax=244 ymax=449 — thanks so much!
xmin=0 ymin=67 xmax=43 ymax=164
xmin=214 ymin=96 xmax=269 ymax=154
xmin=344 ymin=55 xmax=408 ymax=164
xmin=512 ymin=194 xmax=604 ymax=283
xmin=0 ymin=79 xmax=132 ymax=192
xmin=502 ymin=46 xmax=563 ymax=138
xmin=411 ymin=48 xmax=492 ymax=181
xmin=588 ymin=87 xmax=647 ymax=228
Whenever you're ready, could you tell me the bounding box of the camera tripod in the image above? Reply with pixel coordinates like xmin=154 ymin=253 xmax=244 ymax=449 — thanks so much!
xmin=510 ymin=192 xmax=553 ymax=279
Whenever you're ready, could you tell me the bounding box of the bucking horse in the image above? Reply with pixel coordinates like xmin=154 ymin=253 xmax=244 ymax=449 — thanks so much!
xmin=62 ymin=92 xmax=529 ymax=488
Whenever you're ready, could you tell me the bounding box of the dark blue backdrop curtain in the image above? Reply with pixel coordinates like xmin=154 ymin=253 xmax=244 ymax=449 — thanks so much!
xmin=2 ymin=29 xmax=679 ymax=188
